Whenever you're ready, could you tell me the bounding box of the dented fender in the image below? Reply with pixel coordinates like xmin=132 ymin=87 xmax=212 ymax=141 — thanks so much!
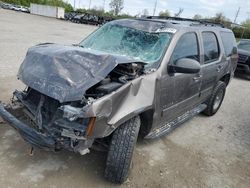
xmin=82 ymin=72 xmax=158 ymax=138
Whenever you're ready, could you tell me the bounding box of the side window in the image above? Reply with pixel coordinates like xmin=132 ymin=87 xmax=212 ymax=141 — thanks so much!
xmin=202 ymin=32 xmax=220 ymax=63
xmin=220 ymin=31 xmax=237 ymax=57
xmin=171 ymin=32 xmax=199 ymax=64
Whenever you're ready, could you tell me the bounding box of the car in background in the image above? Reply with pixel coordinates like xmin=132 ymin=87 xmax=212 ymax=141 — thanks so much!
xmin=1 ymin=2 xmax=12 ymax=9
xmin=70 ymin=12 xmax=114 ymax=25
xmin=236 ymin=39 xmax=250 ymax=79
xmin=20 ymin=6 xmax=30 ymax=13
xmin=0 ymin=2 xmax=29 ymax=13
xmin=12 ymin=5 xmax=29 ymax=13
xmin=64 ymin=12 xmax=78 ymax=21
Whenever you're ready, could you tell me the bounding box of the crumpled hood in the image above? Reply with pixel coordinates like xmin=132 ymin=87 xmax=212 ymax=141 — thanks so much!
xmin=18 ymin=43 xmax=139 ymax=103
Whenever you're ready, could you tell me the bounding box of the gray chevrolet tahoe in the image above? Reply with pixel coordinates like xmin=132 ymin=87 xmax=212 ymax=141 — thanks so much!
xmin=0 ymin=17 xmax=238 ymax=183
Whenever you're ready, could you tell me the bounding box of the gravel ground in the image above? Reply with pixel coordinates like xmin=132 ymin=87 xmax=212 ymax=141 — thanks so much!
xmin=0 ymin=9 xmax=250 ymax=188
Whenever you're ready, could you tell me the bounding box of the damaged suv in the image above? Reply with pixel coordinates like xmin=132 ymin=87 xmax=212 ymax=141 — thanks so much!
xmin=0 ymin=17 xmax=237 ymax=183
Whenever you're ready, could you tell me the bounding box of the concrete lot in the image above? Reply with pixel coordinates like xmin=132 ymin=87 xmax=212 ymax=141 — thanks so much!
xmin=0 ymin=9 xmax=250 ymax=188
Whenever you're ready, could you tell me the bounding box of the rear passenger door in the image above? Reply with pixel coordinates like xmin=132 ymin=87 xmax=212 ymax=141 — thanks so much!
xmin=200 ymin=32 xmax=222 ymax=100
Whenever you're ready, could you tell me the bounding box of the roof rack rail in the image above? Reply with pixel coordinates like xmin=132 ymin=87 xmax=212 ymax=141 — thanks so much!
xmin=146 ymin=16 xmax=225 ymax=28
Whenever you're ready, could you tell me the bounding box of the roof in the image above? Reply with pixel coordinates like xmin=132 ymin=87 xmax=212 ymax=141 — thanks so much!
xmin=111 ymin=17 xmax=232 ymax=33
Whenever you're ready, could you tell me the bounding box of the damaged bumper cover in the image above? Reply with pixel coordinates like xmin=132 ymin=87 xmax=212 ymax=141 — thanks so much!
xmin=0 ymin=103 xmax=55 ymax=150
xmin=0 ymin=90 xmax=95 ymax=154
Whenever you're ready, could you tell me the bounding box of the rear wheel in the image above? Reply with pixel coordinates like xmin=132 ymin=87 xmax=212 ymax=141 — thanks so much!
xmin=104 ymin=116 xmax=140 ymax=183
xmin=203 ymin=81 xmax=226 ymax=116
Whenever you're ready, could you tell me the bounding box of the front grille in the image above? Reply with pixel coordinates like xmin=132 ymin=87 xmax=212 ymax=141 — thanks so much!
xmin=21 ymin=88 xmax=61 ymax=123
xmin=238 ymin=54 xmax=248 ymax=63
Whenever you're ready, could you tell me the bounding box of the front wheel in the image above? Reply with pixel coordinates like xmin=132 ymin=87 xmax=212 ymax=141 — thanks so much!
xmin=104 ymin=116 xmax=140 ymax=183
xmin=203 ymin=81 xmax=226 ymax=116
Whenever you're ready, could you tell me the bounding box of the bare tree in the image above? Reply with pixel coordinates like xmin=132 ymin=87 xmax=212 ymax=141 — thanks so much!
xmin=174 ymin=8 xmax=184 ymax=17
xmin=109 ymin=0 xmax=124 ymax=15
xmin=213 ymin=12 xmax=231 ymax=25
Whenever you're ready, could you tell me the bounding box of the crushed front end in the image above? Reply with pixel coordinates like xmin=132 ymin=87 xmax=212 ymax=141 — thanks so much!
xmin=0 ymin=88 xmax=94 ymax=155
xmin=0 ymin=43 xmax=153 ymax=155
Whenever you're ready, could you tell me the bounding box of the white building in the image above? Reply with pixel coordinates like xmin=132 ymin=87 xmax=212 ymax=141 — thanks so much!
xmin=30 ymin=3 xmax=64 ymax=19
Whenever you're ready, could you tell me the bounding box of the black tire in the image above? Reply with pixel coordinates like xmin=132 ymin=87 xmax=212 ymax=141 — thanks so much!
xmin=104 ymin=116 xmax=140 ymax=183
xmin=203 ymin=81 xmax=226 ymax=116
xmin=245 ymin=74 xmax=250 ymax=80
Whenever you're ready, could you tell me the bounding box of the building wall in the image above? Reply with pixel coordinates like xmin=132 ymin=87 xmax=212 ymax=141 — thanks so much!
xmin=57 ymin=7 xmax=65 ymax=19
xmin=30 ymin=4 xmax=64 ymax=19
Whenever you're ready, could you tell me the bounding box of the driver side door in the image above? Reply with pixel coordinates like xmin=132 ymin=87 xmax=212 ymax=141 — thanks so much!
xmin=160 ymin=32 xmax=202 ymax=123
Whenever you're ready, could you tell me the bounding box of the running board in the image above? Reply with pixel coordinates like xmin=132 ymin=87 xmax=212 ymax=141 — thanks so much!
xmin=145 ymin=104 xmax=207 ymax=139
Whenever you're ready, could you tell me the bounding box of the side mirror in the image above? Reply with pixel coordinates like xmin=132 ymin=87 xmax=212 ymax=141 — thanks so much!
xmin=232 ymin=46 xmax=238 ymax=54
xmin=169 ymin=58 xmax=201 ymax=74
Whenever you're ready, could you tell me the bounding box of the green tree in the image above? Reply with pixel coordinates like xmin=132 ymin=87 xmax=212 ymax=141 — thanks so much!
xmin=159 ymin=10 xmax=170 ymax=17
xmin=193 ymin=14 xmax=202 ymax=20
xmin=109 ymin=0 xmax=124 ymax=16
xmin=241 ymin=19 xmax=250 ymax=28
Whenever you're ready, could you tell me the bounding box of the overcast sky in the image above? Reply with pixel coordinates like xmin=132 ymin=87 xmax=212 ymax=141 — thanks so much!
xmin=66 ymin=0 xmax=250 ymax=23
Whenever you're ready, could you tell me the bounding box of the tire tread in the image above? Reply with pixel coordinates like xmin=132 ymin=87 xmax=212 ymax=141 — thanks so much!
xmin=203 ymin=81 xmax=226 ymax=116
xmin=104 ymin=116 xmax=140 ymax=183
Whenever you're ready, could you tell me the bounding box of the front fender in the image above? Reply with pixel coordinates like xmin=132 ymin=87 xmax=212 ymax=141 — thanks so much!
xmin=84 ymin=73 xmax=157 ymax=138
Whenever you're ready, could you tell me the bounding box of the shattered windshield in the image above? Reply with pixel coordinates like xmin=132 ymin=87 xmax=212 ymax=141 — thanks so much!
xmin=80 ymin=23 xmax=173 ymax=65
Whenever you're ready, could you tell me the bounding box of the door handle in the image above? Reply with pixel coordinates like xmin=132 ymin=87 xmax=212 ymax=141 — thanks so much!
xmin=217 ymin=65 xmax=223 ymax=72
xmin=193 ymin=74 xmax=202 ymax=82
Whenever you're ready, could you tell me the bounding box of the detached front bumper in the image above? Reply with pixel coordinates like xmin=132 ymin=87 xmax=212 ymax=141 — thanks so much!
xmin=0 ymin=103 xmax=56 ymax=150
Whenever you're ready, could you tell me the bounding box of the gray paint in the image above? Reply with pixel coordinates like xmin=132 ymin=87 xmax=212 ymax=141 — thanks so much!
xmin=0 ymin=18 xmax=238 ymax=153
xmin=18 ymin=43 xmax=143 ymax=103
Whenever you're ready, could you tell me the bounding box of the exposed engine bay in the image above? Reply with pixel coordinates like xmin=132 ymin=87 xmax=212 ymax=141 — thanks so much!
xmin=85 ymin=63 xmax=144 ymax=100
xmin=6 ymin=62 xmax=144 ymax=154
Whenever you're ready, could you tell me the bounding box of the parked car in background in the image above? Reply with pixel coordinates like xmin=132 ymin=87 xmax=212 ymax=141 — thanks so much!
xmin=19 ymin=6 xmax=30 ymax=13
xmin=236 ymin=39 xmax=250 ymax=79
xmin=12 ymin=5 xmax=29 ymax=13
xmin=64 ymin=12 xmax=78 ymax=21
xmin=70 ymin=12 xmax=114 ymax=25
xmin=1 ymin=2 xmax=12 ymax=9
xmin=0 ymin=2 xmax=29 ymax=13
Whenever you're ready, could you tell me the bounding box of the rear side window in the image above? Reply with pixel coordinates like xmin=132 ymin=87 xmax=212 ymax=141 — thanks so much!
xmin=202 ymin=32 xmax=219 ymax=63
xmin=220 ymin=32 xmax=237 ymax=57
xmin=171 ymin=32 xmax=199 ymax=64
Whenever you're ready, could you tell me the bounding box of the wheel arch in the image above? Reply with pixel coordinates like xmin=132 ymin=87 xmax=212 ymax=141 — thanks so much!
xmin=220 ymin=73 xmax=231 ymax=86
xmin=139 ymin=108 xmax=155 ymax=138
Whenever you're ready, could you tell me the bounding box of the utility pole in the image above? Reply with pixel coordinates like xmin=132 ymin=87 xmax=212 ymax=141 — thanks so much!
xmin=88 ymin=0 xmax=92 ymax=10
xmin=103 ymin=0 xmax=106 ymax=12
xmin=153 ymin=0 xmax=158 ymax=16
xmin=234 ymin=7 xmax=240 ymax=23
xmin=74 ymin=0 xmax=76 ymax=10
